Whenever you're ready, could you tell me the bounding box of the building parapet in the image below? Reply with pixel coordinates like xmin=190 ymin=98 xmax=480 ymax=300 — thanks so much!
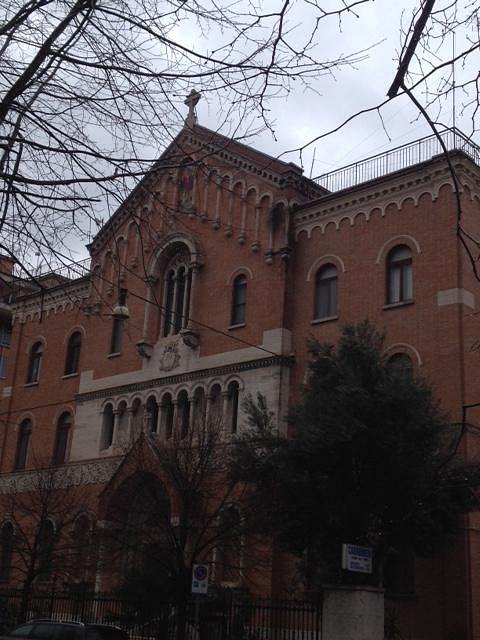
xmin=314 ymin=128 xmax=479 ymax=193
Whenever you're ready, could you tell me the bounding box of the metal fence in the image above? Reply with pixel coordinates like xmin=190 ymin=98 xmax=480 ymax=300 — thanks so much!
xmin=314 ymin=127 xmax=480 ymax=192
xmin=0 ymin=591 xmax=322 ymax=640
xmin=12 ymin=257 xmax=91 ymax=282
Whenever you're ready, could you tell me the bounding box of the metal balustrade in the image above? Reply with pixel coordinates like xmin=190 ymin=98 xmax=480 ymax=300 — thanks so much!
xmin=314 ymin=128 xmax=480 ymax=193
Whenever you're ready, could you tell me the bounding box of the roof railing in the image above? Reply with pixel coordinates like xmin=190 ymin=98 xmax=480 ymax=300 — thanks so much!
xmin=314 ymin=128 xmax=480 ymax=193
xmin=12 ymin=256 xmax=91 ymax=282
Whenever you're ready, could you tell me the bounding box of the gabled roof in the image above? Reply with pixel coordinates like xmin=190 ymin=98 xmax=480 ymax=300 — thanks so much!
xmin=89 ymin=122 xmax=326 ymax=253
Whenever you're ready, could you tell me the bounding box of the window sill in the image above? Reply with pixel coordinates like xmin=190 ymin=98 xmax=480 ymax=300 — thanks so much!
xmin=62 ymin=372 xmax=78 ymax=380
xmin=228 ymin=323 xmax=246 ymax=330
xmin=311 ymin=315 xmax=338 ymax=325
xmin=383 ymin=300 xmax=414 ymax=310
xmin=24 ymin=381 xmax=39 ymax=388
xmin=107 ymin=351 xmax=121 ymax=359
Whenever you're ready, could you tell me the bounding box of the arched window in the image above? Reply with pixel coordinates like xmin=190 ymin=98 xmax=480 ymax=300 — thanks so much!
xmin=193 ymin=388 xmax=207 ymax=430
xmin=387 ymin=353 xmax=413 ymax=380
xmin=231 ymin=275 xmax=247 ymax=326
xmin=0 ymin=522 xmax=14 ymax=582
xmin=71 ymin=515 xmax=94 ymax=589
xmin=26 ymin=341 xmax=43 ymax=384
xmin=116 ymin=401 xmax=128 ymax=445
xmin=53 ymin=412 xmax=71 ymax=465
xmin=177 ymin=390 xmax=190 ymax=439
xmin=216 ymin=507 xmax=242 ymax=585
xmin=387 ymin=245 xmax=413 ymax=304
xmin=146 ymin=396 xmax=159 ymax=434
xmin=110 ymin=318 xmax=124 ymax=354
xmin=131 ymin=398 xmax=143 ymax=440
xmin=314 ymin=264 xmax=337 ymax=320
xmin=160 ymin=393 xmax=174 ymax=439
xmin=208 ymin=384 xmax=222 ymax=427
xmin=227 ymin=381 xmax=240 ymax=434
xmin=38 ymin=520 xmax=55 ymax=578
xmin=15 ymin=419 xmax=32 ymax=470
xmin=64 ymin=332 xmax=81 ymax=375
xmin=101 ymin=404 xmax=115 ymax=450
xmin=162 ymin=249 xmax=192 ymax=337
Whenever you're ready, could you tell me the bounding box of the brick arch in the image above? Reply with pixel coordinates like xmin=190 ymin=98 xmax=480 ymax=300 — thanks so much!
xmin=148 ymin=232 xmax=203 ymax=278
xmin=306 ymin=254 xmax=346 ymax=281
xmin=226 ymin=266 xmax=253 ymax=284
xmin=51 ymin=405 xmax=75 ymax=426
xmin=224 ymin=375 xmax=244 ymax=391
xmin=376 ymin=234 xmax=421 ymax=264
xmin=24 ymin=335 xmax=47 ymax=355
xmin=383 ymin=342 xmax=422 ymax=366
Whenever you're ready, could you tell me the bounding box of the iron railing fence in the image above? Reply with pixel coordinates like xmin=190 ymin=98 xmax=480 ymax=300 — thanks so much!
xmin=12 ymin=257 xmax=91 ymax=282
xmin=314 ymin=128 xmax=480 ymax=193
xmin=0 ymin=590 xmax=322 ymax=640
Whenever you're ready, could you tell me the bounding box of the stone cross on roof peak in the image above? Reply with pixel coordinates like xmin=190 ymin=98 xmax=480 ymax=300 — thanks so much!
xmin=184 ymin=90 xmax=201 ymax=127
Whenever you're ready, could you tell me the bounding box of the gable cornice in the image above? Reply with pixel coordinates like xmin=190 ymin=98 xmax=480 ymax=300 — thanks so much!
xmin=13 ymin=279 xmax=90 ymax=323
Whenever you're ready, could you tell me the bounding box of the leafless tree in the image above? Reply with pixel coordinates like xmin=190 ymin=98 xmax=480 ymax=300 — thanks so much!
xmin=101 ymin=416 xmax=266 ymax=612
xmin=0 ymin=464 xmax=95 ymax=621
xmin=0 ymin=0 xmax=372 ymax=277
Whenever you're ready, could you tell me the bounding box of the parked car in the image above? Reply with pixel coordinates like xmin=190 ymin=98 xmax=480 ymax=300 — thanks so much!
xmin=0 ymin=620 xmax=129 ymax=640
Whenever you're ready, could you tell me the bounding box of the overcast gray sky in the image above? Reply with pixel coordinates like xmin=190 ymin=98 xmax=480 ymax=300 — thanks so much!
xmin=54 ymin=0 xmax=479 ymax=266
xmin=184 ymin=0 xmax=478 ymax=178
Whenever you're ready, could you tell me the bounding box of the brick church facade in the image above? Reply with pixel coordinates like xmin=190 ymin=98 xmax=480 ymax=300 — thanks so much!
xmin=1 ymin=102 xmax=480 ymax=639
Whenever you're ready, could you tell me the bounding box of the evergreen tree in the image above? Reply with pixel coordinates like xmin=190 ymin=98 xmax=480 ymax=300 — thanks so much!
xmin=231 ymin=321 xmax=480 ymax=586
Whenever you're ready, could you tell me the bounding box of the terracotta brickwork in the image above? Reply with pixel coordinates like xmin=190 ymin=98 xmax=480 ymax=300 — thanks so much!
xmin=1 ymin=122 xmax=480 ymax=639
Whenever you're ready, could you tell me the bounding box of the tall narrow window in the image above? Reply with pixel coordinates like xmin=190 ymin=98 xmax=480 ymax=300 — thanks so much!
xmin=174 ymin=267 xmax=186 ymax=334
xmin=131 ymin=398 xmax=143 ymax=440
xmin=64 ymin=332 xmax=82 ymax=375
xmin=71 ymin=515 xmax=93 ymax=590
xmin=101 ymin=404 xmax=115 ymax=450
xmin=314 ymin=264 xmax=337 ymax=320
xmin=0 ymin=522 xmax=14 ymax=582
xmin=110 ymin=318 xmax=123 ymax=354
xmin=161 ymin=248 xmax=192 ymax=337
xmin=163 ymin=270 xmax=175 ymax=337
xmin=177 ymin=391 xmax=190 ymax=439
xmin=53 ymin=412 xmax=71 ymax=465
xmin=227 ymin=381 xmax=240 ymax=434
xmin=231 ymin=275 xmax=247 ymax=326
xmin=161 ymin=393 xmax=174 ymax=439
xmin=15 ymin=419 xmax=31 ymax=470
xmin=26 ymin=341 xmax=43 ymax=383
xmin=38 ymin=520 xmax=55 ymax=578
xmin=216 ymin=507 xmax=242 ymax=585
xmin=0 ymin=319 xmax=11 ymax=347
xmin=387 ymin=245 xmax=413 ymax=304
xmin=193 ymin=388 xmax=207 ymax=430
xmin=146 ymin=396 xmax=159 ymax=433
xmin=0 ymin=355 xmax=7 ymax=379
xmin=208 ymin=384 xmax=222 ymax=427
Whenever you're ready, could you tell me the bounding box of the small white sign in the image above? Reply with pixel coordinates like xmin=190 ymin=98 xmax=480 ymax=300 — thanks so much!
xmin=191 ymin=564 xmax=209 ymax=594
xmin=341 ymin=544 xmax=373 ymax=574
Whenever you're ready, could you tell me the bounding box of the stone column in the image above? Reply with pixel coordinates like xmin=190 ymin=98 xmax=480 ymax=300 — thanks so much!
xmin=221 ymin=390 xmax=229 ymax=434
xmin=213 ymin=180 xmax=221 ymax=229
xmin=111 ymin=410 xmax=119 ymax=447
xmin=186 ymin=264 xmax=199 ymax=331
xmin=141 ymin=276 xmax=158 ymax=342
xmin=238 ymin=196 xmax=247 ymax=244
xmin=251 ymin=205 xmax=260 ymax=252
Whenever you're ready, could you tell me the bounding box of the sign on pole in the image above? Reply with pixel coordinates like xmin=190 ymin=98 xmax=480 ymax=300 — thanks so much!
xmin=191 ymin=564 xmax=209 ymax=594
xmin=341 ymin=544 xmax=373 ymax=574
